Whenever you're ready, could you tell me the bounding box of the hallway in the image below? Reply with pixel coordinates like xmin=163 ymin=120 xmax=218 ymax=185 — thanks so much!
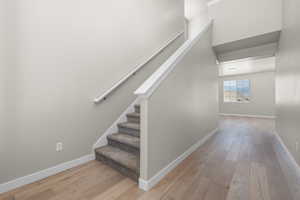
xmin=0 ymin=117 xmax=296 ymax=200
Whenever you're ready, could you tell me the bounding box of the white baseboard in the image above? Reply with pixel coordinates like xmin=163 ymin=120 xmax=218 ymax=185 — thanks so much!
xmin=0 ymin=154 xmax=95 ymax=194
xmin=219 ymin=113 xmax=276 ymax=119
xmin=93 ymin=98 xmax=140 ymax=149
xmin=273 ymin=132 xmax=300 ymax=175
xmin=139 ymin=128 xmax=218 ymax=191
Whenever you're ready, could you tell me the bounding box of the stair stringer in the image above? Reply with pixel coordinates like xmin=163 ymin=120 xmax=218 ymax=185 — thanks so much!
xmin=93 ymin=97 xmax=141 ymax=149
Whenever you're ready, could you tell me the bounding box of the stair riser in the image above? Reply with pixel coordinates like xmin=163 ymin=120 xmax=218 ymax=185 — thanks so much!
xmin=127 ymin=116 xmax=140 ymax=123
xmin=96 ymin=153 xmax=139 ymax=182
xmin=134 ymin=106 xmax=140 ymax=113
xmin=108 ymin=139 xmax=139 ymax=156
xmin=118 ymin=127 xmax=140 ymax=137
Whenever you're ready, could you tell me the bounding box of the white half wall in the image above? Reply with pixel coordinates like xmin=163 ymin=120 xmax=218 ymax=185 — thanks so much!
xmin=141 ymin=24 xmax=218 ymax=184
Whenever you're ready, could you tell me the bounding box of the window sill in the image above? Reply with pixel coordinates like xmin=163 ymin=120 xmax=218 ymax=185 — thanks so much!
xmin=223 ymin=101 xmax=251 ymax=104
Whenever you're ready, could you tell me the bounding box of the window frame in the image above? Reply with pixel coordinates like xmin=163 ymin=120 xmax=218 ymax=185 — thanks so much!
xmin=223 ymin=79 xmax=251 ymax=103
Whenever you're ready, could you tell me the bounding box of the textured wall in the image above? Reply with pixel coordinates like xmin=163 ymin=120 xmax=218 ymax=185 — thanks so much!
xmin=276 ymin=0 xmax=300 ymax=165
xmin=0 ymin=0 xmax=184 ymax=184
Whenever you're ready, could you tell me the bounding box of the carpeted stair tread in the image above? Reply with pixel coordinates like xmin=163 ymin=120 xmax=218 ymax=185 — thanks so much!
xmin=126 ymin=112 xmax=140 ymax=123
xmin=108 ymin=133 xmax=140 ymax=149
xmin=126 ymin=112 xmax=140 ymax=118
xmin=118 ymin=122 xmax=140 ymax=130
xmin=95 ymin=146 xmax=138 ymax=172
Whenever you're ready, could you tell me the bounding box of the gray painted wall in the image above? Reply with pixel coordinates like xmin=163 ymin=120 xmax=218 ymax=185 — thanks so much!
xmin=145 ymin=26 xmax=218 ymax=179
xmin=0 ymin=0 xmax=19 ymax=183
xmin=0 ymin=0 xmax=184 ymax=184
xmin=276 ymin=0 xmax=300 ymax=165
xmin=219 ymin=72 xmax=275 ymax=117
xmin=208 ymin=0 xmax=282 ymax=46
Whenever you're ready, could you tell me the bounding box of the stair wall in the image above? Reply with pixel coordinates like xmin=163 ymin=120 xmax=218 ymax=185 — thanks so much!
xmin=140 ymin=24 xmax=218 ymax=181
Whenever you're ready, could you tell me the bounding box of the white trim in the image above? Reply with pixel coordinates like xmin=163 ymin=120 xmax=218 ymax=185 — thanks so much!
xmin=93 ymin=98 xmax=140 ymax=149
xmin=218 ymin=69 xmax=276 ymax=78
xmin=0 ymin=154 xmax=95 ymax=194
xmin=139 ymin=98 xmax=149 ymax=181
xmin=219 ymin=113 xmax=276 ymax=119
xmin=135 ymin=21 xmax=212 ymax=98
xmin=94 ymin=31 xmax=184 ymax=103
xmin=139 ymin=128 xmax=218 ymax=191
xmin=138 ymin=179 xmax=149 ymax=191
xmin=273 ymin=132 xmax=300 ymax=177
xmin=219 ymin=55 xmax=275 ymax=65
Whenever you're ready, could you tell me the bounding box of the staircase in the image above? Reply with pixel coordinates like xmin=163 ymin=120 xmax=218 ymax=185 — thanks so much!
xmin=95 ymin=105 xmax=140 ymax=181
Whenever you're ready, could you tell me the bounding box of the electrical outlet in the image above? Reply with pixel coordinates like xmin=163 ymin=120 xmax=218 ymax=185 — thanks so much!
xmin=56 ymin=142 xmax=63 ymax=152
xmin=296 ymin=141 xmax=299 ymax=152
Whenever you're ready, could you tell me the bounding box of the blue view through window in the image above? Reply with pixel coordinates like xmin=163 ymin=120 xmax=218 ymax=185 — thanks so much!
xmin=224 ymin=80 xmax=250 ymax=102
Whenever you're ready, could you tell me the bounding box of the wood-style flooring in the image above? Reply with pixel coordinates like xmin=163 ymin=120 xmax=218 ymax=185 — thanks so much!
xmin=0 ymin=117 xmax=298 ymax=200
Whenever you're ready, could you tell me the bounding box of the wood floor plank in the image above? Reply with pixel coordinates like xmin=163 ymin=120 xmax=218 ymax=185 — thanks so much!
xmin=250 ymin=162 xmax=271 ymax=200
xmin=204 ymin=181 xmax=227 ymax=200
xmin=114 ymin=186 xmax=144 ymax=200
xmin=226 ymin=162 xmax=250 ymax=200
xmin=81 ymin=172 xmax=125 ymax=199
xmin=183 ymin=176 xmax=211 ymax=200
xmin=23 ymin=189 xmax=55 ymax=200
xmin=91 ymin=178 xmax=136 ymax=200
xmin=261 ymin=138 xmax=293 ymax=200
xmin=161 ymin=163 xmax=205 ymax=200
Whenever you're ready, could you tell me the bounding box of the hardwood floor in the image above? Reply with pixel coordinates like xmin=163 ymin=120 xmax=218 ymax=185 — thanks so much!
xmin=0 ymin=117 xmax=298 ymax=200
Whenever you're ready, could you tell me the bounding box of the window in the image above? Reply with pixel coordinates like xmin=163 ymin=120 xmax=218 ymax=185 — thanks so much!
xmin=223 ymin=80 xmax=250 ymax=103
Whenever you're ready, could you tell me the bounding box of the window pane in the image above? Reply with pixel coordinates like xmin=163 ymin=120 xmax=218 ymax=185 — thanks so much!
xmin=236 ymin=80 xmax=250 ymax=102
xmin=223 ymin=80 xmax=250 ymax=103
xmin=224 ymin=80 xmax=237 ymax=102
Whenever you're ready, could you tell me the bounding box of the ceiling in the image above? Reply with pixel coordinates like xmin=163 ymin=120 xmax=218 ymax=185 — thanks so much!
xmin=213 ymin=31 xmax=281 ymax=62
